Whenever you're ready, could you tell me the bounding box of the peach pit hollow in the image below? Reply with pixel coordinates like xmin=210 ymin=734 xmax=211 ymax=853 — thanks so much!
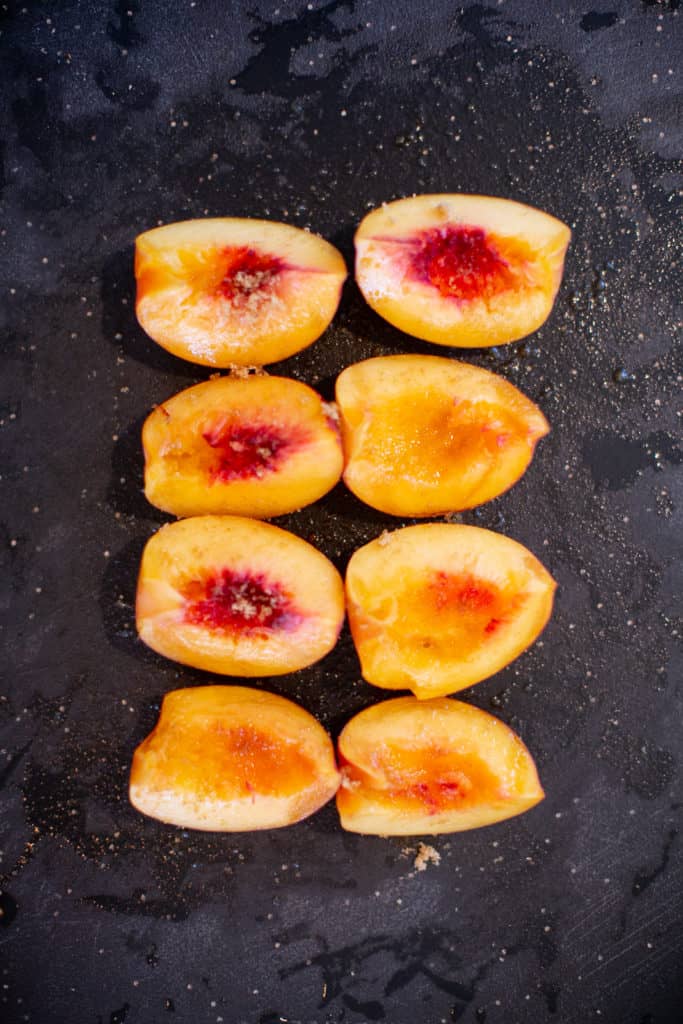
xmin=202 ymin=419 xmax=310 ymax=483
xmin=381 ymin=224 xmax=530 ymax=303
xmin=216 ymin=245 xmax=287 ymax=307
xmin=182 ymin=568 xmax=303 ymax=634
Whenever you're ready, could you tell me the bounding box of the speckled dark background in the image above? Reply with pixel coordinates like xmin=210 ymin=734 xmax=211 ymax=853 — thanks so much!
xmin=1 ymin=1 xmax=681 ymax=1022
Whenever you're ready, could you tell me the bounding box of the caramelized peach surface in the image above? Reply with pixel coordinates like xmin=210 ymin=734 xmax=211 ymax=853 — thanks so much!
xmin=135 ymin=218 xmax=347 ymax=367
xmin=130 ymin=686 xmax=341 ymax=831
xmin=136 ymin=516 xmax=345 ymax=676
xmin=336 ymin=354 xmax=549 ymax=516
xmin=355 ymin=194 xmax=570 ymax=347
xmin=346 ymin=524 xmax=555 ymax=699
xmin=143 ymin=374 xmax=343 ymax=518
xmin=336 ymin=696 xmax=543 ymax=835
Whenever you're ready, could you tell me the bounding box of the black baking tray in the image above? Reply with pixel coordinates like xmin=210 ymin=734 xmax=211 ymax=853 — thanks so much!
xmin=1 ymin=2 xmax=681 ymax=1022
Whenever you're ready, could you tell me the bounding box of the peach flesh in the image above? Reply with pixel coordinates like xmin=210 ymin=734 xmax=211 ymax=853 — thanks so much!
xmin=336 ymin=696 xmax=544 ymax=835
xmin=129 ymin=686 xmax=341 ymax=831
xmin=344 ymin=523 xmax=556 ymax=698
xmin=389 ymin=224 xmax=524 ymax=303
xmin=340 ymin=744 xmax=502 ymax=817
xmin=335 ymin=354 xmax=549 ymax=517
xmin=136 ymin=516 xmax=346 ymax=677
xmin=182 ymin=568 xmax=302 ymax=635
xmin=216 ymin=246 xmax=289 ymax=305
xmin=201 ymin=419 xmax=310 ymax=483
xmin=192 ymin=723 xmax=316 ymax=801
xmin=427 ymin=571 xmax=523 ymax=639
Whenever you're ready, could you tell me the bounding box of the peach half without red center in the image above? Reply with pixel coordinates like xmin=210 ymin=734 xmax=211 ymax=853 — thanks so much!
xmin=182 ymin=568 xmax=302 ymax=634
xmin=400 ymin=224 xmax=520 ymax=302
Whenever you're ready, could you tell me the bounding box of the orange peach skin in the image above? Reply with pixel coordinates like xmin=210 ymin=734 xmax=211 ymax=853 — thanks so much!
xmin=355 ymin=194 xmax=570 ymax=347
xmin=130 ymin=686 xmax=341 ymax=831
xmin=136 ymin=218 xmax=347 ymax=367
xmin=136 ymin=516 xmax=345 ymax=676
xmin=143 ymin=374 xmax=343 ymax=518
xmin=336 ymin=354 xmax=549 ymax=517
xmin=336 ymin=696 xmax=544 ymax=835
xmin=345 ymin=524 xmax=555 ymax=699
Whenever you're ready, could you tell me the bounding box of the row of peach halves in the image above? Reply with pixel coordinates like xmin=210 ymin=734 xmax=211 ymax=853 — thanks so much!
xmin=130 ymin=194 xmax=571 ymax=837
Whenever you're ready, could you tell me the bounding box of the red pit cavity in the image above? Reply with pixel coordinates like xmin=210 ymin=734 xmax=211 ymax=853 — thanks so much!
xmin=203 ymin=421 xmax=305 ymax=483
xmin=183 ymin=569 xmax=301 ymax=634
xmin=217 ymin=246 xmax=286 ymax=305
xmin=408 ymin=225 xmax=517 ymax=302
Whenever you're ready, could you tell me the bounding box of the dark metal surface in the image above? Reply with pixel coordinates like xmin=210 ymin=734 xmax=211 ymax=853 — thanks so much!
xmin=1 ymin=2 xmax=682 ymax=1022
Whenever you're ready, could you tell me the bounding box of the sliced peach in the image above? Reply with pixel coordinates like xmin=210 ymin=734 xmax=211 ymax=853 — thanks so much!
xmin=143 ymin=374 xmax=343 ymax=518
xmin=355 ymin=194 xmax=570 ymax=347
xmin=346 ymin=524 xmax=555 ymax=699
xmin=135 ymin=218 xmax=347 ymax=367
xmin=336 ymin=696 xmax=543 ymax=835
xmin=336 ymin=354 xmax=549 ymax=517
xmin=136 ymin=516 xmax=345 ymax=676
xmin=130 ymin=686 xmax=340 ymax=831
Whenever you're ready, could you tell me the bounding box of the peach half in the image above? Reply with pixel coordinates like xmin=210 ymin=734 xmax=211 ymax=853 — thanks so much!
xmin=136 ymin=516 xmax=345 ymax=676
xmin=355 ymin=194 xmax=570 ymax=347
xmin=143 ymin=374 xmax=343 ymax=518
xmin=336 ymin=354 xmax=549 ymax=517
xmin=346 ymin=524 xmax=555 ymax=699
xmin=130 ymin=686 xmax=341 ymax=831
xmin=336 ymin=696 xmax=543 ymax=835
xmin=135 ymin=218 xmax=347 ymax=367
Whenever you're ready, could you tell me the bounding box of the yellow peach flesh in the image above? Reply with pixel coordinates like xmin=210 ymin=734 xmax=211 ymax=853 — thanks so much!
xmin=143 ymin=375 xmax=343 ymax=518
xmin=130 ymin=686 xmax=341 ymax=831
xmin=136 ymin=516 xmax=345 ymax=676
xmin=336 ymin=354 xmax=549 ymax=516
xmin=355 ymin=194 xmax=570 ymax=347
xmin=136 ymin=218 xmax=347 ymax=367
xmin=345 ymin=523 xmax=555 ymax=698
xmin=337 ymin=696 xmax=544 ymax=835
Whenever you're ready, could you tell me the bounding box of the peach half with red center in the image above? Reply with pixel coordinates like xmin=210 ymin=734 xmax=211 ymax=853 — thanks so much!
xmin=355 ymin=194 xmax=571 ymax=347
xmin=130 ymin=686 xmax=341 ymax=831
xmin=135 ymin=218 xmax=347 ymax=367
xmin=336 ymin=696 xmax=543 ymax=835
xmin=336 ymin=354 xmax=549 ymax=517
xmin=136 ymin=516 xmax=345 ymax=676
xmin=143 ymin=374 xmax=343 ymax=518
xmin=345 ymin=524 xmax=555 ymax=699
